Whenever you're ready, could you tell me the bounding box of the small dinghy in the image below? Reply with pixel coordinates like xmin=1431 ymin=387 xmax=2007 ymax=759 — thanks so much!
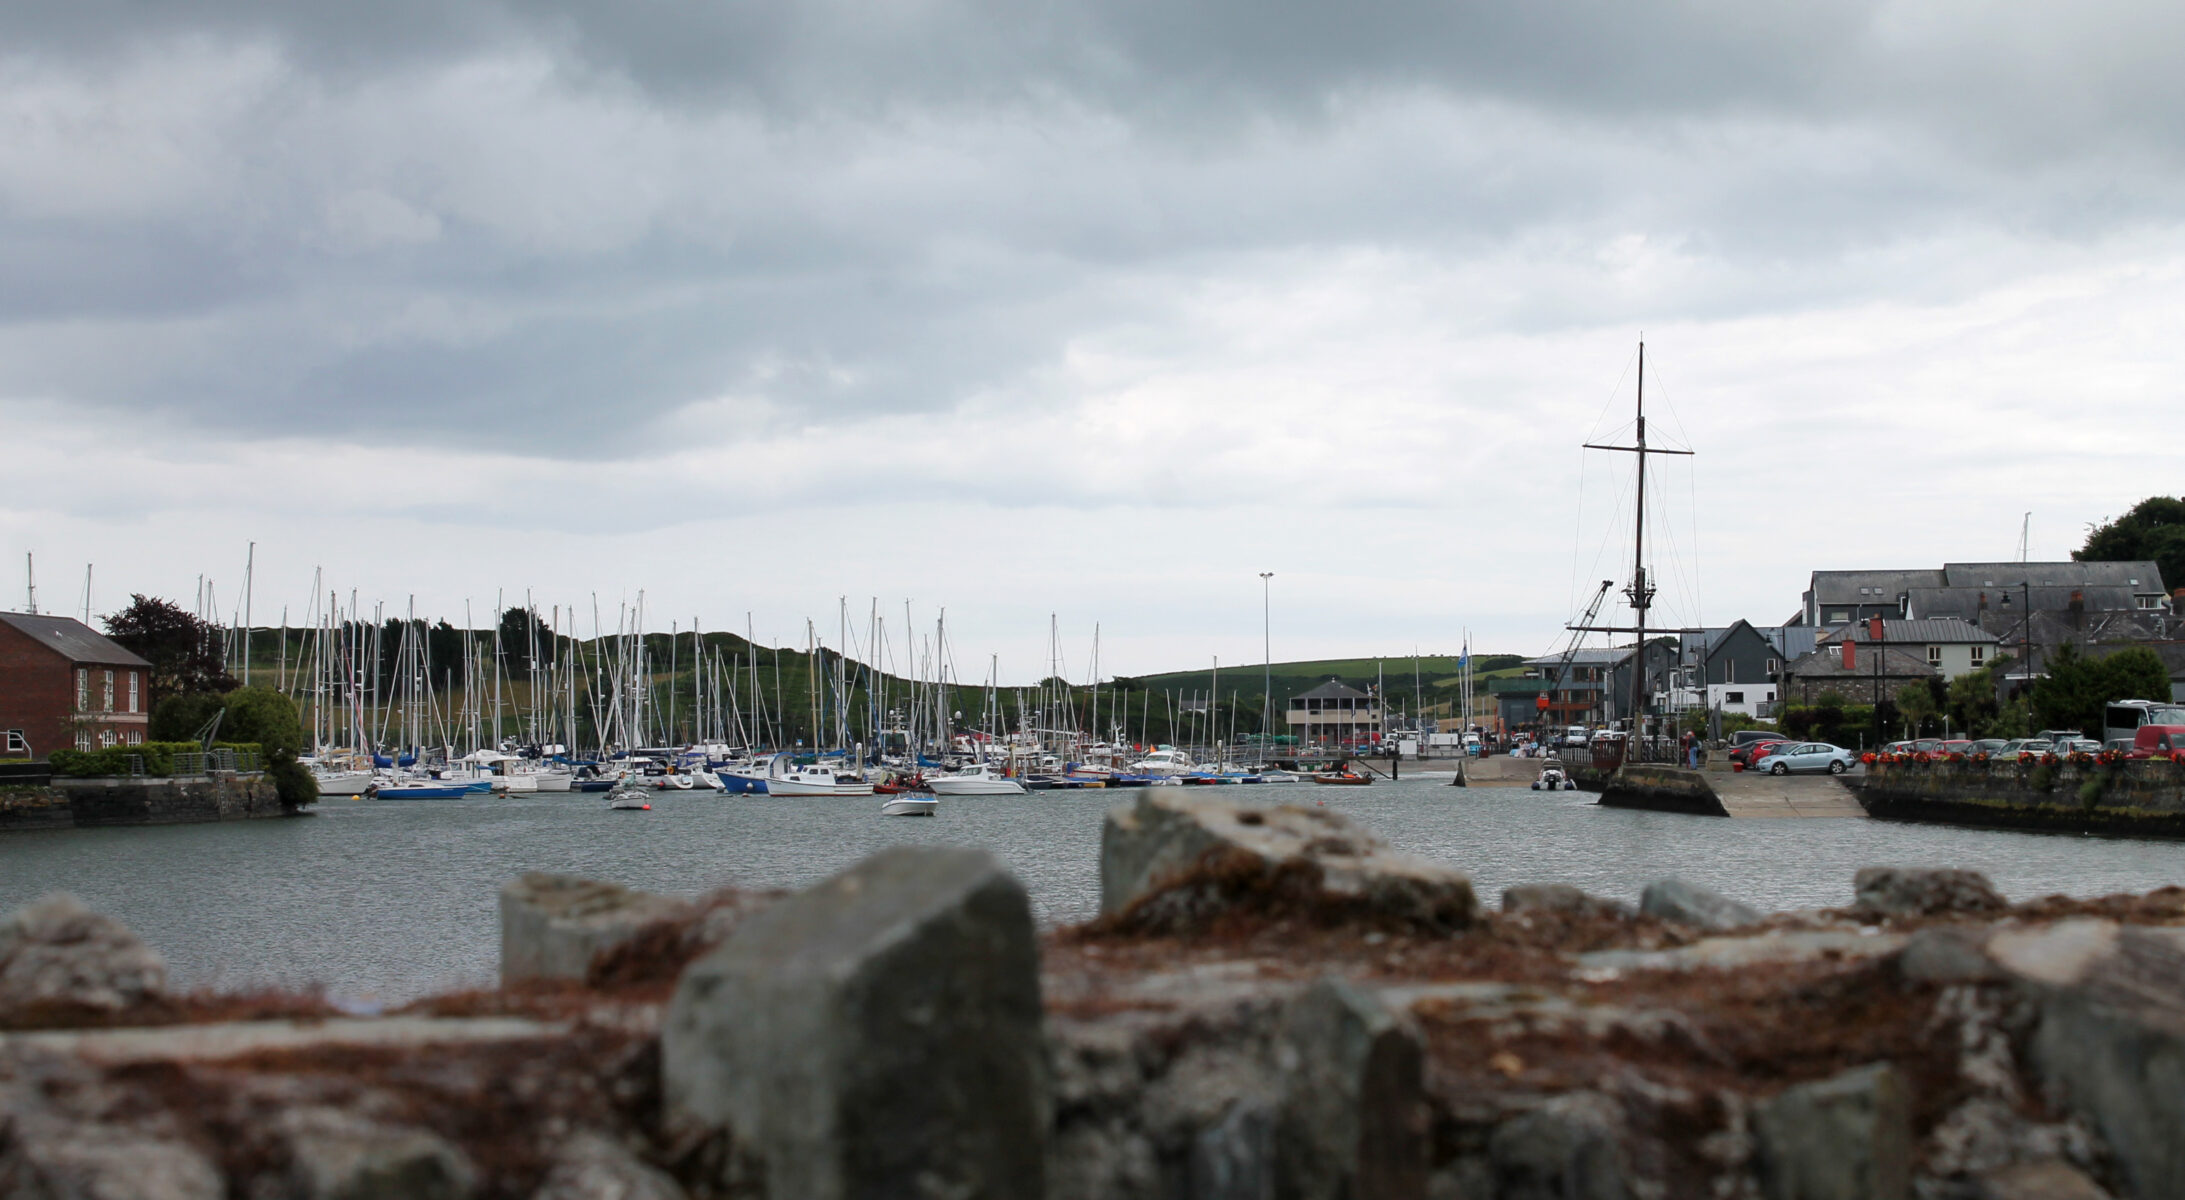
xmin=606 ymin=778 xmax=653 ymax=810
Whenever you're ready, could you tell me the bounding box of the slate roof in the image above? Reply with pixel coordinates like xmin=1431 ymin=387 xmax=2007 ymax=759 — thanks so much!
xmin=1806 ymin=569 xmax=1947 ymax=607
xmin=1814 ymin=618 xmax=1998 ymax=645
xmin=1942 ymin=561 xmax=2167 ymax=592
xmin=0 ymin=612 xmax=153 ymax=668
xmin=1784 ymin=646 xmax=1939 ymax=679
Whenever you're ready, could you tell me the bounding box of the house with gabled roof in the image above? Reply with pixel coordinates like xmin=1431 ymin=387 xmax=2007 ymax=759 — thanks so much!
xmin=0 ymin=611 xmax=153 ymax=759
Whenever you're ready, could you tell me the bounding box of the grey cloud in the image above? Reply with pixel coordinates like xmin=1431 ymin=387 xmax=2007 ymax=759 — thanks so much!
xmin=4 ymin=0 xmax=2183 ymax=456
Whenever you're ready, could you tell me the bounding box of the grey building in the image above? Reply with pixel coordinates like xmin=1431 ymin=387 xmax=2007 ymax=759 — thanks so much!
xmin=1799 ymin=561 xmax=2170 ymax=629
xmin=1813 ymin=618 xmax=2000 ymax=681
xmin=1672 ymin=621 xmax=1786 ymax=716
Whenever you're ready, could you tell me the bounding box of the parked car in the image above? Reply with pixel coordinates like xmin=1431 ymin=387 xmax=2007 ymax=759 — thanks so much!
xmin=1729 ymin=738 xmax=1788 ymax=767
xmin=1936 ymin=739 xmax=1973 ymax=755
xmin=1968 ymin=739 xmax=2010 ymax=756
xmin=2061 ymin=738 xmax=2103 ymax=755
xmin=1751 ymin=742 xmax=1857 ymax=775
xmin=2002 ymin=739 xmax=2055 ymax=760
xmin=1727 ymin=729 xmax=1783 ymax=747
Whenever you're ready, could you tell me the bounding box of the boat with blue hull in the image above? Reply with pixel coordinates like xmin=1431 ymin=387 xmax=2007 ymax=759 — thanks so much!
xmin=369 ymin=780 xmax=492 ymax=800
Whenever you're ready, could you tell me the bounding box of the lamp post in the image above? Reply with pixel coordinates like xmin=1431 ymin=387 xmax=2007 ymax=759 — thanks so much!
xmin=1260 ymin=573 xmax=1274 ymax=763
xmin=1999 ymin=581 xmax=2032 ymax=705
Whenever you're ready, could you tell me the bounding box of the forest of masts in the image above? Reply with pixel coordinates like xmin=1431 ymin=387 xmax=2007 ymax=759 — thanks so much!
xmin=224 ymin=586 xmax=1287 ymax=762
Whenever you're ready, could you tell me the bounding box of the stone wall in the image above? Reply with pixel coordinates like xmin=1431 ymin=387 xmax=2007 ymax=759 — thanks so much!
xmin=0 ymin=772 xmax=287 ymax=834
xmin=1857 ymin=758 xmax=2185 ymax=836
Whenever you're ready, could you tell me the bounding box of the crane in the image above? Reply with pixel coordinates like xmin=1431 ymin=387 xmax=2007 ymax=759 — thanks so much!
xmin=1539 ymin=581 xmax=1615 ymax=737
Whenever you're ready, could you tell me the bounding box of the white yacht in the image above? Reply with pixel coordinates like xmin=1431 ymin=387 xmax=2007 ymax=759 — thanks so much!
xmin=926 ymin=763 xmax=1029 ymax=796
xmin=766 ymin=758 xmax=876 ymax=797
xmin=1125 ymin=747 xmax=1200 ymax=776
xmin=880 ymin=794 xmax=938 ymax=816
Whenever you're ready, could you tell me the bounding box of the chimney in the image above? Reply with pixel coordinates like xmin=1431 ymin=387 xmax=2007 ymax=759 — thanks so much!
xmin=1868 ymin=615 xmax=1885 ymax=642
xmin=1842 ymin=638 xmax=1856 ymax=670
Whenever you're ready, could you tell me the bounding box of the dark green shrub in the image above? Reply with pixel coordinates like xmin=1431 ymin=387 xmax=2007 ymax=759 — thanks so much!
xmin=266 ymin=756 xmax=318 ymax=809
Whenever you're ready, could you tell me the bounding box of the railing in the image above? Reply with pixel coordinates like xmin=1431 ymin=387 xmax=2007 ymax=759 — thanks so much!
xmin=170 ymin=749 xmax=262 ymax=775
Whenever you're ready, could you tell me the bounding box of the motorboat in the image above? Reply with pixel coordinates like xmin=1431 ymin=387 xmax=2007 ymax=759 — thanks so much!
xmin=1532 ymin=763 xmax=1578 ymax=791
xmin=880 ymin=794 xmax=938 ymax=816
xmin=927 ymin=763 xmax=1029 ymax=796
xmin=1125 ymin=747 xmax=1200 ymax=776
xmin=1254 ymin=770 xmax=1302 ymax=784
xmin=651 ymin=772 xmax=695 ymax=791
xmin=766 ymin=759 xmax=876 ymax=797
xmin=310 ymin=770 xmax=376 ymax=797
xmin=606 ymin=778 xmax=652 ymax=811
xmin=1308 ymin=771 xmax=1371 ymax=786
xmin=369 ymin=779 xmax=492 ymax=800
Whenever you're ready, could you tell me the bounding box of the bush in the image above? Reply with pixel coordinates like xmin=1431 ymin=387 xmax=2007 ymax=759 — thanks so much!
xmin=266 ymin=756 xmax=319 ymax=810
xmin=220 ymin=688 xmax=302 ymax=760
xmin=44 ymin=741 xmax=263 ymax=778
xmin=149 ymin=693 xmax=226 ymax=743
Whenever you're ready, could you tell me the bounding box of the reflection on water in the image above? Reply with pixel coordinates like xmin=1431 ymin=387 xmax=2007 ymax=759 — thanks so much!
xmin=2 ymin=780 xmax=2181 ymax=1001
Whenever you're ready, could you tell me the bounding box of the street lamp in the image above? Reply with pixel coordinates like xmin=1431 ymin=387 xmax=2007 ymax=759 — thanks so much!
xmin=1999 ymin=581 xmax=2032 ymax=703
xmin=1260 ymin=573 xmax=1274 ymax=763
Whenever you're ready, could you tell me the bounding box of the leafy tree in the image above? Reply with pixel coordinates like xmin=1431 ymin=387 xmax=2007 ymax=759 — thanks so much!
xmin=1946 ymin=666 xmax=2000 ymax=735
xmin=221 ymin=686 xmax=303 ymax=760
xmin=221 ymin=686 xmax=315 ymax=809
xmin=2029 ymin=644 xmax=2169 ymax=736
xmin=149 ymin=693 xmax=227 ymax=743
xmin=1896 ymin=682 xmax=1938 ymax=737
xmin=497 ymin=606 xmax=544 ymax=681
xmin=103 ymin=595 xmax=235 ymax=703
xmin=2077 ymin=495 xmax=2185 ymax=593
xmin=2097 ymin=647 xmax=2172 ymax=709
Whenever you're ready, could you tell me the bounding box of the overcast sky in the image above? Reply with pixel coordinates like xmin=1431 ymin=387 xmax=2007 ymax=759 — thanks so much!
xmin=5 ymin=1 xmax=2184 ymax=682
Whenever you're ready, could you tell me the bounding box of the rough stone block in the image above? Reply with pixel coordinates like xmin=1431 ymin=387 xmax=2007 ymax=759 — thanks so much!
xmin=1502 ymin=884 xmax=1630 ymax=919
xmin=662 ymin=845 xmax=1046 ymax=1200
xmin=499 ymin=873 xmax=686 ymax=985
xmin=270 ymin=1108 xmax=476 ymax=1200
xmin=1896 ymin=925 xmax=2011 ymax=985
xmin=1639 ymin=878 xmax=1763 ymax=932
xmin=2023 ymin=926 xmax=2185 ymax=1200
xmin=0 ymin=892 xmax=165 ymax=1022
xmin=531 ymin=1131 xmax=686 ymax=1200
xmin=1488 ymin=1092 xmax=1629 ymax=1200
xmin=0 ymin=1119 xmax=223 ymax=1200
xmin=1853 ymin=867 xmax=2008 ymax=918
xmin=1276 ymin=978 xmax=1428 ymax=1200
xmin=1100 ymin=792 xmax=1478 ymax=933
xmin=1970 ymin=1160 xmax=2112 ymax=1200
xmin=1752 ymin=1063 xmax=1910 ymax=1200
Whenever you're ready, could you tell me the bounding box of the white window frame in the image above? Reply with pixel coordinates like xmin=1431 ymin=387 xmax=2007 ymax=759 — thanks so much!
xmin=98 ymin=729 xmax=116 ymax=748
xmin=4 ymin=730 xmax=25 ymax=753
xmin=75 ymin=668 xmax=87 ymax=710
xmin=1971 ymin=646 xmax=1985 ymax=665
xmin=128 ymin=672 xmax=139 ymax=713
xmin=1927 ymin=645 xmax=1943 ymax=666
xmin=101 ymin=670 xmax=114 ymax=712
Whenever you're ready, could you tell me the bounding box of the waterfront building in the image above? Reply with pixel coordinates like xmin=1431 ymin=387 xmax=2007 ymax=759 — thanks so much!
xmin=0 ymin=612 xmax=153 ymax=759
xmin=1285 ymin=680 xmax=1380 ymax=751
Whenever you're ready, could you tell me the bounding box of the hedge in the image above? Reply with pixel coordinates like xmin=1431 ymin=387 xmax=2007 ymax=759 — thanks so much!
xmin=46 ymin=742 xmax=265 ymax=778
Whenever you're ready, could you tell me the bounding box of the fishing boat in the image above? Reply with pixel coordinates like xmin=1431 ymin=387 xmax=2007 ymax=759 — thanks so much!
xmin=927 ymin=763 xmax=1029 ymax=796
xmin=766 ymin=758 xmax=876 ymax=797
xmin=880 ymin=794 xmax=938 ymax=816
xmin=1309 ymin=771 xmax=1371 ymax=786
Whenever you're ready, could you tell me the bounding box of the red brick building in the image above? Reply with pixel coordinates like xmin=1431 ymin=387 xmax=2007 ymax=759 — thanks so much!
xmin=0 ymin=612 xmax=154 ymax=760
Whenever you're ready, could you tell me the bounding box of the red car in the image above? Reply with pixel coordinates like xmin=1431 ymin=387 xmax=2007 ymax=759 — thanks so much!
xmin=1729 ymin=738 xmax=1788 ymax=768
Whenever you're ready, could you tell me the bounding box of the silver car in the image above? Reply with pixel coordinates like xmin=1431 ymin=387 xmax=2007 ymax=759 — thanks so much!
xmin=1752 ymin=741 xmax=1856 ymax=776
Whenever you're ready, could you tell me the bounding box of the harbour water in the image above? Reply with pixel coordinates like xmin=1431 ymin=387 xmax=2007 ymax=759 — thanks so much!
xmin=4 ymin=780 xmax=2182 ymax=1003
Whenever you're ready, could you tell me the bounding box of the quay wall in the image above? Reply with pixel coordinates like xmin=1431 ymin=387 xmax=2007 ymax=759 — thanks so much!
xmin=0 ymin=772 xmax=287 ymax=834
xmin=1857 ymin=758 xmax=2185 ymax=837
